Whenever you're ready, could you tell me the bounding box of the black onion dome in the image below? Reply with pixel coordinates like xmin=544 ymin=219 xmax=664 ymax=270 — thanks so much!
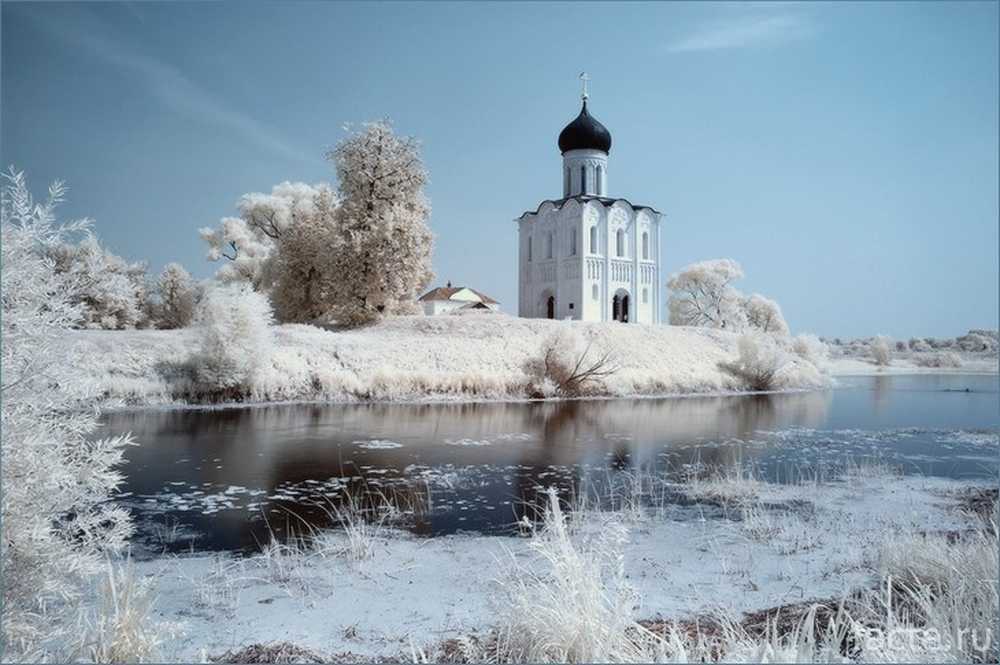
xmin=557 ymin=100 xmax=612 ymax=154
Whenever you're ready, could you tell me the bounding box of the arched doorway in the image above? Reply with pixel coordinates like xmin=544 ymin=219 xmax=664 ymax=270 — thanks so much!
xmin=540 ymin=290 xmax=556 ymax=319
xmin=612 ymin=289 xmax=630 ymax=322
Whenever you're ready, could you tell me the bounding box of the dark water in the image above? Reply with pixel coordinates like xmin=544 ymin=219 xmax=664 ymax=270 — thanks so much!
xmin=100 ymin=374 xmax=999 ymax=553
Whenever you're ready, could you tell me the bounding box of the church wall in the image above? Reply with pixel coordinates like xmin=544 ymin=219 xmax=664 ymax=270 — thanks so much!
xmin=517 ymin=200 xmax=661 ymax=325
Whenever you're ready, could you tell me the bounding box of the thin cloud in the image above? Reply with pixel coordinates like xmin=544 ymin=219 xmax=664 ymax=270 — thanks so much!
xmin=668 ymin=15 xmax=814 ymax=53
xmin=21 ymin=7 xmax=309 ymax=163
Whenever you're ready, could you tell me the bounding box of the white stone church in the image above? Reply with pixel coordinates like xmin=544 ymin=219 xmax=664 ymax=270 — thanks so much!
xmin=517 ymin=83 xmax=663 ymax=324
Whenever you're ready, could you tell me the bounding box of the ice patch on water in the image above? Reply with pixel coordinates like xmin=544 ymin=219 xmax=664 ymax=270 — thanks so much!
xmin=354 ymin=439 xmax=403 ymax=450
xmin=445 ymin=438 xmax=491 ymax=447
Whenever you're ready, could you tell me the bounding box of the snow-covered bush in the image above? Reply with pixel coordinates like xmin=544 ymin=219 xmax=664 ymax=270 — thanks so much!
xmin=791 ymin=333 xmax=829 ymax=370
xmin=720 ymin=333 xmax=793 ymax=391
xmin=523 ymin=326 xmax=617 ymax=398
xmin=667 ymin=258 xmax=747 ymax=330
xmin=870 ymin=335 xmax=892 ymax=366
xmin=191 ymin=283 xmax=274 ymax=392
xmin=153 ymin=262 xmax=198 ymax=329
xmin=326 ymin=121 xmax=434 ymax=325
xmin=909 ymin=337 xmax=931 ymax=352
xmin=743 ymin=293 xmax=790 ymax=336
xmin=914 ymin=351 xmax=963 ymax=368
xmin=1 ymin=169 xmax=134 ymax=658
xmin=48 ymin=231 xmax=148 ymax=329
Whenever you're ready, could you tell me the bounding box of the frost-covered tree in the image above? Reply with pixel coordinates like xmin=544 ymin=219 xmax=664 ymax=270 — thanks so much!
xmin=326 ymin=121 xmax=434 ymax=324
xmin=743 ymin=293 xmax=790 ymax=336
xmin=49 ymin=232 xmax=148 ymax=329
xmin=269 ymin=186 xmax=341 ymax=323
xmin=870 ymin=335 xmax=892 ymax=366
xmin=667 ymin=258 xmax=748 ymax=330
xmin=199 ymin=181 xmax=336 ymax=291
xmin=192 ymin=283 xmax=274 ymax=391
xmin=1 ymin=169 xmax=133 ymax=658
xmin=154 ymin=262 xmax=198 ymax=329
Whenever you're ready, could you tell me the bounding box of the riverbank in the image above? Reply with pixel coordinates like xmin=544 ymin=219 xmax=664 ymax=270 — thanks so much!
xmin=130 ymin=471 xmax=996 ymax=662
xmin=65 ymin=315 xmax=831 ymax=408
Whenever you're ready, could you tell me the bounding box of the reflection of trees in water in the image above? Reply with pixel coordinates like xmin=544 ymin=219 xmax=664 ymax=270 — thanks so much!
xmin=872 ymin=375 xmax=891 ymax=414
xmin=102 ymin=390 xmax=832 ymax=549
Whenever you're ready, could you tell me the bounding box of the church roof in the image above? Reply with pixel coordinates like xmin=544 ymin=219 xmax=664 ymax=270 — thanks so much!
xmin=558 ymin=100 xmax=612 ymax=154
xmin=418 ymin=285 xmax=499 ymax=304
xmin=516 ymin=195 xmax=662 ymax=221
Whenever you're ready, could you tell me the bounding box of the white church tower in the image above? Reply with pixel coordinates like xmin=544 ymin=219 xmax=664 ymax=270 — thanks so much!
xmin=517 ymin=75 xmax=663 ymax=324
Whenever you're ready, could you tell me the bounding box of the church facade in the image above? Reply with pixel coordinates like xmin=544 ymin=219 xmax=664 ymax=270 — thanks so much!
xmin=516 ymin=86 xmax=663 ymax=324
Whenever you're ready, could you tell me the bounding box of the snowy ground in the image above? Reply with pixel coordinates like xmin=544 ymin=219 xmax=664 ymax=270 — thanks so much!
xmin=64 ymin=315 xmax=830 ymax=408
xmin=136 ymin=472 xmax=990 ymax=662
xmin=828 ymin=355 xmax=998 ymax=376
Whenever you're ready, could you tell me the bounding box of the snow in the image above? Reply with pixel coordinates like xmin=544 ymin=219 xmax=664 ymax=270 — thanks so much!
xmin=828 ymin=355 xmax=998 ymax=376
xmin=135 ymin=474 xmax=989 ymax=661
xmin=62 ymin=314 xmax=831 ymax=408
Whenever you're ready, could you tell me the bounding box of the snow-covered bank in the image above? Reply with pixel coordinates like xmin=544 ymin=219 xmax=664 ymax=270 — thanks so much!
xmin=134 ymin=474 xmax=995 ymax=662
xmin=65 ymin=315 xmax=828 ymax=408
xmin=829 ymin=355 xmax=998 ymax=376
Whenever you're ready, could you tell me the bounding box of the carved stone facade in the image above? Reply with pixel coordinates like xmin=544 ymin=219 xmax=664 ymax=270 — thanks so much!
xmin=517 ymin=197 xmax=662 ymax=324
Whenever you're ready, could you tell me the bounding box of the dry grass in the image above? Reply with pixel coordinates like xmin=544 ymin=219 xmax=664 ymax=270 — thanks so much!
xmin=210 ymin=642 xmax=327 ymax=663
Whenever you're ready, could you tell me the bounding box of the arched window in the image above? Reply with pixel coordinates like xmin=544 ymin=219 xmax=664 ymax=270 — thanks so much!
xmin=616 ymin=229 xmax=625 ymax=257
xmin=527 ymin=236 xmax=532 ymax=262
xmin=569 ymin=227 xmax=577 ymax=256
xmin=642 ymin=232 xmax=649 ymax=260
xmin=596 ymin=165 xmax=603 ymax=195
xmin=642 ymin=288 xmax=649 ymax=304
xmin=589 ymin=226 xmax=597 ymax=254
xmin=546 ymin=232 xmax=553 ymax=259
xmin=580 ymin=165 xmax=586 ymax=194
xmin=592 ymin=284 xmax=599 ymax=300
xmin=564 ymin=167 xmax=570 ymax=195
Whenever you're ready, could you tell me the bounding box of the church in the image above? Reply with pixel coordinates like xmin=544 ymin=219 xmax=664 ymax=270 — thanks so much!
xmin=516 ymin=77 xmax=663 ymax=324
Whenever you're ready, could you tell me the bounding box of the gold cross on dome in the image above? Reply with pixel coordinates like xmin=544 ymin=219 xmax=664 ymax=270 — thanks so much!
xmin=579 ymin=72 xmax=590 ymax=101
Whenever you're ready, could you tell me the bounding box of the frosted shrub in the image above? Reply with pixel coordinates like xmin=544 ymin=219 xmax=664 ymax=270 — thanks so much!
xmin=192 ymin=283 xmax=274 ymax=392
xmin=524 ymin=325 xmax=617 ymax=398
xmin=909 ymin=338 xmax=931 ymax=352
xmin=1 ymin=169 xmax=134 ymax=658
xmin=720 ymin=333 xmax=791 ymax=391
xmin=914 ymin=351 xmax=963 ymax=368
xmin=870 ymin=335 xmax=892 ymax=366
xmin=791 ymin=333 xmax=829 ymax=370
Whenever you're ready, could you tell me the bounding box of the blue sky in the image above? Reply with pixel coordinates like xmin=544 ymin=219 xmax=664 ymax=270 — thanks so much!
xmin=2 ymin=1 xmax=997 ymax=338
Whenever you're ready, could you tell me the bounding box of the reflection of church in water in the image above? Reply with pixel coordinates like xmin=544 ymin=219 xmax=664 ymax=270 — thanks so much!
xmin=517 ymin=74 xmax=663 ymax=324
